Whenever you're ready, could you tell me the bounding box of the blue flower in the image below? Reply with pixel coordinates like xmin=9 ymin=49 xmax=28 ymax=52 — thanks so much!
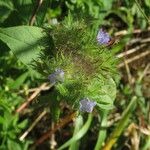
xmin=97 ymin=28 xmax=111 ymax=44
xmin=79 ymin=98 xmax=96 ymax=113
xmin=48 ymin=68 xmax=64 ymax=84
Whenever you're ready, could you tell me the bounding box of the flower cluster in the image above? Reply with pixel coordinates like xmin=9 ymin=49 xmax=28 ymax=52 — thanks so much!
xmin=48 ymin=68 xmax=64 ymax=84
xmin=79 ymin=98 xmax=96 ymax=113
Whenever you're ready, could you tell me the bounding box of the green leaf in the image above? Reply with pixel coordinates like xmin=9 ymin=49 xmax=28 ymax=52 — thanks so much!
xmin=0 ymin=99 xmax=11 ymax=112
xmin=0 ymin=116 xmax=5 ymax=125
xmin=3 ymin=111 xmax=12 ymax=130
xmin=8 ymin=131 xmax=16 ymax=139
xmin=97 ymin=103 xmax=114 ymax=110
xmin=12 ymin=114 xmax=19 ymax=127
xmin=103 ymin=96 xmax=137 ymax=149
xmin=7 ymin=139 xmax=22 ymax=150
xmin=0 ymin=0 xmax=14 ymax=23
xmin=94 ymin=95 xmax=113 ymax=105
xmin=18 ymin=119 xmax=28 ymax=129
xmin=142 ymin=135 xmax=150 ymax=150
xmin=57 ymin=114 xmax=92 ymax=150
xmin=56 ymin=83 xmax=69 ymax=97
xmin=0 ymin=26 xmax=47 ymax=65
xmin=9 ymin=72 xmax=28 ymax=89
xmin=84 ymin=75 xmax=116 ymax=110
xmin=99 ymin=75 xmax=116 ymax=101
xmin=102 ymin=0 xmax=113 ymax=10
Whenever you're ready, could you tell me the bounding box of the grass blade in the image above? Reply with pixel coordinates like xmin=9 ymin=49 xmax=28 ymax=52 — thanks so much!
xmin=102 ymin=96 xmax=137 ymax=150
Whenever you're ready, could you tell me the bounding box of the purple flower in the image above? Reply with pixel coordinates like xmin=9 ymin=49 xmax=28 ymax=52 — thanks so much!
xmin=97 ymin=28 xmax=111 ymax=44
xmin=48 ymin=68 xmax=64 ymax=84
xmin=79 ymin=98 xmax=96 ymax=113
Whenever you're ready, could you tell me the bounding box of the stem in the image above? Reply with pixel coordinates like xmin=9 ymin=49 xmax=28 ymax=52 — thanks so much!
xmin=102 ymin=96 xmax=137 ymax=150
xmin=29 ymin=0 xmax=44 ymax=25
xmin=32 ymin=111 xmax=77 ymax=148
xmin=19 ymin=110 xmax=47 ymax=141
xmin=94 ymin=111 xmax=108 ymax=150
xmin=69 ymin=115 xmax=83 ymax=150
xmin=15 ymin=83 xmax=49 ymax=113
xmin=57 ymin=114 xmax=93 ymax=150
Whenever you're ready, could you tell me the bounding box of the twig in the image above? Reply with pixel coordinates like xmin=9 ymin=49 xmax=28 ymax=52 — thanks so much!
xmin=117 ymin=44 xmax=146 ymax=58
xmin=16 ymin=83 xmax=48 ymax=113
xmin=107 ymin=114 xmax=121 ymax=127
xmin=123 ymin=45 xmax=133 ymax=85
xmin=118 ymin=50 xmax=150 ymax=68
xmin=19 ymin=110 xmax=47 ymax=141
xmin=18 ymin=85 xmax=50 ymax=94
xmin=141 ymin=38 xmax=150 ymax=43
xmin=50 ymin=122 xmax=57 ymax=149
xmin=127 ymin=38 xmax=150 ymax=46
xmin=124 ymin=56 xmax=133 ymax=85
xmin=138 ymin=63 xmax=150 ymax=82
xmin=115 ymin=27 xmax=150 ymax=36
xmin=127 ymin=123 xmax=140 ymax=150
xmin=29 ymin=0 xmax=44 ymax=25
xmin=32 ymin=111 xmax=77 ymax=148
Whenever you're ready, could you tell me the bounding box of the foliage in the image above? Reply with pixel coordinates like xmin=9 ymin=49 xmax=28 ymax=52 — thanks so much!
xmin=0 ymin=26 xmax=48 ymax=65
xmin=0 ymin=89 xmax=31 ymax=150
xmin=0 ymin=0 xmax=149 ymax=150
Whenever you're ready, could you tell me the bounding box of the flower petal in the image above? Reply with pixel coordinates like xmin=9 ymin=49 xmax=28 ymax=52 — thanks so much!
xmin=79 ymin=98 xmax=96 ymax=113
xmin=97 ymin=29 xmax=111 ymax=44
xmin=48 ymin=68 xmax=64 ymax=84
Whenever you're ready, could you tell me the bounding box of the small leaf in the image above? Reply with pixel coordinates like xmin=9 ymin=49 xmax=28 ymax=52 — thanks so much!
xmin=7 ymin=139 xmax=22 ymax=150
xmin=18 ymin=119 xmax=28 ymax=129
